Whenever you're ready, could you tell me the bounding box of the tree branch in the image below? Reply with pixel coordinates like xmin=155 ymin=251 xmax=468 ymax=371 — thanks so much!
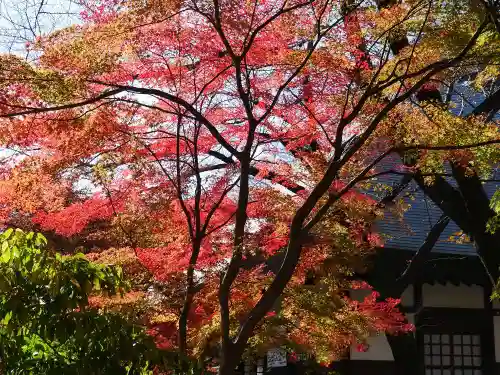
xmin=0 ymin=88 xmax=125 ymax=117
xmin=90 ymin=81 xmax=240 ymax=158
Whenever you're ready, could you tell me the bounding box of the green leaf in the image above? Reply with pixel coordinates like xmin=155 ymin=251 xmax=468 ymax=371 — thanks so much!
xmin=3 ymin=228 xmax=14 ymax=240
xmin=93 ymin=277 xmax=101 ymax=291
xmin=2 ymin=310 xmax=12 ymax=325
xmin=1 ymin=245 xmax=11 ymax=263
xmin=1 ymin=240 xmax=9 ymax=254
xmin=35 ymin=233 xmax=47 ymax=247
xmin=0 ymin=230 xmax=166 ymax=373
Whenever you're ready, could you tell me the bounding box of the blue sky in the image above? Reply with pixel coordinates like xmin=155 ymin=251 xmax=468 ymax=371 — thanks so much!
xmin=0 ymin=0 xmax=79 ymax=56
xmin=0 ymin=0 xmax=80 ymax=162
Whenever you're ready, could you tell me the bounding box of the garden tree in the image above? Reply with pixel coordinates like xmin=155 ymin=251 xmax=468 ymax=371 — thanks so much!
xmin=377 ymin=0 xmax=500 ymax=285
xmin=0 ymin=228 xmax=168 ymax=374
xmin=0 ymin=0 xmax=499 ymax=374
xmin=328 ymin=2 xmax=500 ymax=373
xmin=353 ymin=0 xmax=500 ymax=313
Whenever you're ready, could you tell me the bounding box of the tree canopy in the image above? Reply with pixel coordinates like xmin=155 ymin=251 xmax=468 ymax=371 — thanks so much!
xmin=0 ymin=0 xmax=499 ymax=373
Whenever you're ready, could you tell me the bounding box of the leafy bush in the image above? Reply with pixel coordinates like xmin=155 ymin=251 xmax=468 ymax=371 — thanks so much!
xmin=0 ymin=228 xmax=163 ymax=374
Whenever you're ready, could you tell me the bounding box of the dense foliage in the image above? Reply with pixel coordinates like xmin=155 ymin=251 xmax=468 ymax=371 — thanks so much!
xmin=0 ymin=0 xmax=499 ymax=373
xmin=0 ymin=229 xmax=165 ymax=374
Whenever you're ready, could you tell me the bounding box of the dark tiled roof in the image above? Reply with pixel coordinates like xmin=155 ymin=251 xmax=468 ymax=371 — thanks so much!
xmin=367 ymin=247 xmax=488 ymax=286
xmin=373 ymin=163 xmax=500 ymax=255
xmin=373 ymin=83 xmax=500 ymax=255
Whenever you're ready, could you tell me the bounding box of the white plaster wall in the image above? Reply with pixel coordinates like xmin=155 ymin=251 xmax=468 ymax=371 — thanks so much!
xmin=348 ymin=287 xmax=414 ymax=360
xmin=350 ymin=286 xmax=413 ymax=307
xmin=349 ymin=334 xmax=394 ymax=360
xmin=401 ymin=285 xmax=413 ymax=307
xmin=494 ymin=316 xmax=500 ymax=362
xmin=406 ymin=312 xmax=415 ymax=325
xmin=422 ymin=283 xmax=484 ymax=309
xmin=349 ymin=288 xmax=371 ymax=302
xmin=493 ymin=298 xmax=500 ymax=309
xmin=349 ymin=284 xmax=485 ymax=361
xmin=349 ymin=289 xmax=392 ymax=360
xmin=349 ymin=313 xmax=415 ymax=361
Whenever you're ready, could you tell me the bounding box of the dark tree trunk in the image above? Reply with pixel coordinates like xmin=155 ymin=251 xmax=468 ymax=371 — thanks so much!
xmin=386 ymin=335 xmax=422 ymax=375
xmin=363 ymin=216 xmax=449 ymax=375
xmin=412 ymin=171 xmax=500 ymax=283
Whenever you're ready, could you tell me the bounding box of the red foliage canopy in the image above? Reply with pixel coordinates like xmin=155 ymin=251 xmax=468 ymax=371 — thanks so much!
xmin=0 ymin=0 xmax=497 ymax=371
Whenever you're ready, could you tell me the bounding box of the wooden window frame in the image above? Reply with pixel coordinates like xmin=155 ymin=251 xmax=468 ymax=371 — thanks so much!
xmin=416 ymin=307 xmax=495 ymax=375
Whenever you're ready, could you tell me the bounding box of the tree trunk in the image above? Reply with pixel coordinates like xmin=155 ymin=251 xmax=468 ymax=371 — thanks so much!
xmin=385 ymin=334 xmax=422 ymax=375
xmin=219 ymin=361 xmax=237 ymax=375
xmin=364 ymin=216 xmax=449 ymax=375
xmin=412 ymin=171 xmax=500 ymax=283
xmin=218 ymin=343 xmax=244 ymax=375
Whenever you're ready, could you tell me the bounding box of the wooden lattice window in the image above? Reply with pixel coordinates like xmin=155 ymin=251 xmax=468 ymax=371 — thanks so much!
xmin=423 ymin=333 xmax=482 ymax=375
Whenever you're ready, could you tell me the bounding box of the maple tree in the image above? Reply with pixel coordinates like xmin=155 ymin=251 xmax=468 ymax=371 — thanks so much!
xmin=0 ymin=0 xmax=499 ymax=374
xmin=337 ymin=2 xmax=500 ymax=374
